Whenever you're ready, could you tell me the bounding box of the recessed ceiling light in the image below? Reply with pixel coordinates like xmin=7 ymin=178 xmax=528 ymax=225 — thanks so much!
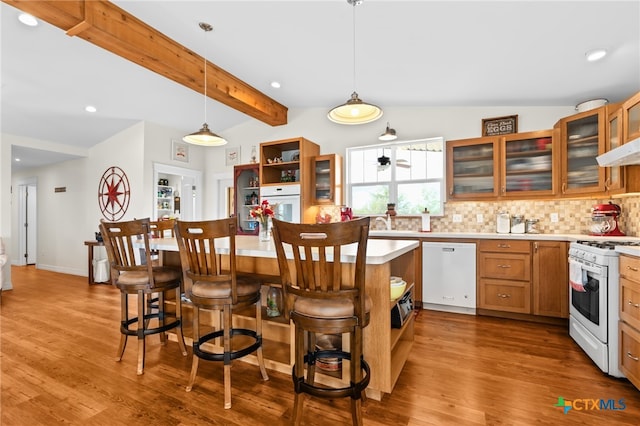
xmin=270 ymin=81 xmax=281 ymax=89
xmin=15 ymin=158 xmax=21 ymax=162
xmin=18 ymin=13 xmax=38 ymax=27
xmin=85 ymin=105 xmax=97 ymax=113
xmin=586 ymin=49 xmax=607 ymax=62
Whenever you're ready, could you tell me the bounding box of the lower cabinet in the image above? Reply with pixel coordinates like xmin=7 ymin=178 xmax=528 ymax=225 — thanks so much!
xmin=478 ymin=239 xmax=569 ymax=320
xmin=619 ymin=254 xmax=640 ymax=390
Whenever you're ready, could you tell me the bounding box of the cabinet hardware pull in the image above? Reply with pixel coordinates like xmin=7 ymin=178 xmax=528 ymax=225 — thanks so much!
xmin=534 ymin=242 xmax=538 ymax=252
xmin=497 ymin=244 xmax=511 ymax=248
xmin=627 ymin=352 xmax=639 ymax=362
xmin=497 ymin=293 xmax=511 ymax=298
xmin=628 ymin=300 xmax=640 ymax=308
xmin=497 ymin=264 xmax=512 ymax=268
xmin=627 ymin=265 xmax=639 ymax=272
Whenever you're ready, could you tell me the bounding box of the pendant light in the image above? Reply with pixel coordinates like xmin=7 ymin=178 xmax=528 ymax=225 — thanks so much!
xmin=378 ymin=122 xmax=397 ymax=141
xmin=328 ymin=0 xmax=383 ymax=125
xmin=183 ymin=22 xmax=227 ymax=147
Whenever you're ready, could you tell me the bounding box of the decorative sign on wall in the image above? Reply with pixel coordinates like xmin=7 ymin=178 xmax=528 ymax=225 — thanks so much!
xmin=98 ymin=166 xmax=131 ymax=221
xmin=482 ymin=114 xmax=518 ymax=136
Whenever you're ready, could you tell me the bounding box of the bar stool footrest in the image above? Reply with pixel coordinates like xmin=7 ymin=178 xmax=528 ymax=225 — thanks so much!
xmin=294 ymin=350 xmax=370 ymax=399
xmin=194 ymin=328 xmax=262 ymax=363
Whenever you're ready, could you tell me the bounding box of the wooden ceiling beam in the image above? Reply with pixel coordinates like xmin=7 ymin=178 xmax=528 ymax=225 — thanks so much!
xmin=3 ymin=0 xmax=288 ymax=127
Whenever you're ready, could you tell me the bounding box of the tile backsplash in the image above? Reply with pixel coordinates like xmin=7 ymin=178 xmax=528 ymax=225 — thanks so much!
xmin=320 ymin=196 xmax=640 ymax=237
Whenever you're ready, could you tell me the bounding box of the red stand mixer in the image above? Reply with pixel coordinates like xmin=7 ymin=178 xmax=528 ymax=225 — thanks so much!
xmin=589 ymin=202 xmax=625 ymax=236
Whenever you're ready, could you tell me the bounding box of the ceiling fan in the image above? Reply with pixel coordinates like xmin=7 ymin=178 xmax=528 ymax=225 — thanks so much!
xmin=377 ymin=152 xmax=410 ymax=171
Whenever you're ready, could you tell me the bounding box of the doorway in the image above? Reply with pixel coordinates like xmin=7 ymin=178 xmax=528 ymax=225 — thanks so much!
xmin=17 ymin=181 xmax=37 ymax=265
xmin=153 ymin=163 xmax=203 ymax=220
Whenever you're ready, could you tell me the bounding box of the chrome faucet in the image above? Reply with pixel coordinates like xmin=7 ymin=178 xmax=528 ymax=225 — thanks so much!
xmin=375 ymin=214 xmax=392 ymax=230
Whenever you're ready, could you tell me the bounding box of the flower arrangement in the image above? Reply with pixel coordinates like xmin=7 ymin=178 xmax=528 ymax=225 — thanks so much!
xmin=250 ymin=199 xmax=275 ymax=230
xmin=250 ymin=200 xmax=276 ymax=240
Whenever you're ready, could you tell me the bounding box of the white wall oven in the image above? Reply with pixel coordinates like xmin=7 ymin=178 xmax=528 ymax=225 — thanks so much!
xmin=259 ymin=184 xmax=301 ymax=224
xmin=568 ymin=240 xmax=639 ymax=378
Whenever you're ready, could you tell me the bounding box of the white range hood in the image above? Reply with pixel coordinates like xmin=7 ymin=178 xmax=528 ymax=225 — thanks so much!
xmin=596 ymin=137 xmax=640 ymax=167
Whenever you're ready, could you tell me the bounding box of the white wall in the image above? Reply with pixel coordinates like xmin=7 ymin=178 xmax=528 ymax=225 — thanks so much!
xmin=3 ymin=104 xmax=577 ymax=285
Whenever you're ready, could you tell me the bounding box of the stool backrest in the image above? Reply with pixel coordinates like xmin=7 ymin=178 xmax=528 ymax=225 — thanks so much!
xmin=271 ymin=217 xmax=370 ymax=321
xmin=150 ymin=218 xmax=176 ymax=238
xmin=99 ymin=218 xmax=155 ymax=286
xmin=175 ymin=218 xmax=238 ymax=301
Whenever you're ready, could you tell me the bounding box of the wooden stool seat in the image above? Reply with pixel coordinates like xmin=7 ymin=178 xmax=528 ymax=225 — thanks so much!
xmin=100 ymin=218 xmax=188 ymax=376
xmin=272 ymin=217 xmax=371 ymax=426
xmin=175 ymin=218 xmax=269 ymax=409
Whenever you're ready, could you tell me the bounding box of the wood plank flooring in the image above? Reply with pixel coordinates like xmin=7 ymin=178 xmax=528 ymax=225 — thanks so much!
xmin=2 ymin=265 xmax=639 ymax=425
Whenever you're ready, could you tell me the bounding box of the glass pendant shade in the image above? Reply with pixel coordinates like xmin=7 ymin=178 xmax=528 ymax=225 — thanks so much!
xmin=328 ymin=92 xmax=383 ymax=125
xmin=183 ymin=123 xmax=227 ymax=146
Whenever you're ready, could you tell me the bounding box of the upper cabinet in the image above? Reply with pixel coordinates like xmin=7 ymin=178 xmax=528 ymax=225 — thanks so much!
xmin=501 ymin=129 xmax=557 ymax=197
xmin=447 ymin=136 xmax=500 ymax=200
xmin=623 ymin=91 xmax=640 ymax=143
xmin=447 ymin=130 xmax=557 ymax=200
xmin=260 ymin=137 xmax=320 ymax=187
xmin=557 ymin=106 xmax=607 ymax=195
xmin=605 ymin=105 xmax=624 ymax=192
xmin=312 ymin=154 xmax=343 ymax=205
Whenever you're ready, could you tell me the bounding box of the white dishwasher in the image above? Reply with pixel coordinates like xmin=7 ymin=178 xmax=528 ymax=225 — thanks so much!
xmin=422 ymin=242 xmax=476 ymax=314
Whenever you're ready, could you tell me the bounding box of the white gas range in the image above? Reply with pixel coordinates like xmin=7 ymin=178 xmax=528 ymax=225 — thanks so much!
xmin=568 ymin=239 xmax=640 ymax=377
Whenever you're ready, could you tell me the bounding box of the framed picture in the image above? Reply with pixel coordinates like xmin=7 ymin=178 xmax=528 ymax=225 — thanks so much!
xmin=225 ymin=146 xmax=241 ymax=166
xmin=482 ymin=114 xmax=518 ymax=136
xmin=172 ymin=139 xmax=189 ymax=162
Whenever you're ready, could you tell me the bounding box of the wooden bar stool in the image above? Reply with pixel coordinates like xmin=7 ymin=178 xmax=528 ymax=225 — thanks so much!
xmin=271 ymin=217 xmax=371 ymax=426
xmin=99 ymin=218 xmax=188 ymax=375
xmin=175 ymin=218 xmax=269 ymax=409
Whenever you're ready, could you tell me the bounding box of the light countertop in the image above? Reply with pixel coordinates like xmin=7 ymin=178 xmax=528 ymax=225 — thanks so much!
xmin=369 ymin=230 xmax=640 ymax=243
xmin=144 ymin=235 xmax=419 ymax=265
xmin=615 ymin=246 xmax=640 ymax=256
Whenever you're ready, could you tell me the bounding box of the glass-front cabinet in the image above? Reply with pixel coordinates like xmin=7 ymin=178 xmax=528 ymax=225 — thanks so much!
xmin=312 ymin=154 xmax=342 ymax=205
xmin=447 ymin=136 xmax=500 ymax=199
xmin=606 ymin=106 xmax=624 ymax=192
xmin=558 ymin=107 xmax=606 ymax=195
xmin=501 ymin=129 xmax=556 ymax=197
xmin=233 ymin=164 xmax=260 ymax=235
xmin=623 ymin=91 xmax=640 ymax=143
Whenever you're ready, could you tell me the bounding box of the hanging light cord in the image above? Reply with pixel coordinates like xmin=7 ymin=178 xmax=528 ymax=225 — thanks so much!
xmin=351 ymin=1 xmax=358 ymax=93
xmin=199 ymin=22 xmax=213 ymax=124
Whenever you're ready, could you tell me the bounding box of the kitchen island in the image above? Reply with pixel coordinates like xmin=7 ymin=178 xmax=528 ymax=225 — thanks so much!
xmin=144 ymin=235 xmax=419 ymax=400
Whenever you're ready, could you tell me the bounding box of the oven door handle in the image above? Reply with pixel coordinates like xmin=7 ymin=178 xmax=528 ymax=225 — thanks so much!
xmin=569 ymin=257 xmax=604 ymax=276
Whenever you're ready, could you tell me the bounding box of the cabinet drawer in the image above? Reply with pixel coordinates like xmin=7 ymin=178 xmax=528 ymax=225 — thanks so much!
xmin=621 ymin=277 xmax=640 ymax=330
xmin=480 ymin=253 xmax=531 ymax=281
xmin=620 ymin=255 xmax=640 ymax=283
xmin=619 ymin=321 xmax=640 ymax=390
xmin=479 ymin=239 xmax=530 ymax=254
xmin=479 ymin=279 xmax=531 ymax=314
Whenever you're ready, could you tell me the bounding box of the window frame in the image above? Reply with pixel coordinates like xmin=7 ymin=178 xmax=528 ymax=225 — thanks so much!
xmin=345 ymin=137 xmax=445 ymax=217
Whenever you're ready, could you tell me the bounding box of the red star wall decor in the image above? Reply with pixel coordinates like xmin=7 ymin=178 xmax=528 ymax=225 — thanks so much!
xmin=98 ymin=166 xmax=131 ymax=221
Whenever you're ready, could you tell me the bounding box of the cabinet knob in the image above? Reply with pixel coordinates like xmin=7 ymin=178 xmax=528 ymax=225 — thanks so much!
xmin=497 ymin=293 xmax=511 ymax=298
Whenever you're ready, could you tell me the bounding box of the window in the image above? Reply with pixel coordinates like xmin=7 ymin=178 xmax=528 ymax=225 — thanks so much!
xmin=346 ymin=137 xmax=444 ymax=216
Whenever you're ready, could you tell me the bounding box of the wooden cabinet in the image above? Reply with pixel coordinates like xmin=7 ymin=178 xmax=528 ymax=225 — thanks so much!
xmin=619 ymin=254 xmax=640 ymax=390
xmin=623 ymin=90 xmax=640 ymax=143
xmin=478 ymin=240 xmax=531 ymax=314
xmin=532 ymin=241 xmax=568 ymax=318
xmin=447 ymin=130 xmax=557 ymax=200
xmin=557 ymin=106 xmax=607 ymax=195
xmin=447 ymin=136 xmax=500 ymax=199
xmin=312 ymin=154 xmax=342 ymax=205
xmin=233 ymin=164 xmax=260 ymax=235
xmin=605 ymin=106 xmax=625 ymax=192
xmin=501 ymin=129 xmax=557 ymax=197
xmin=259 ymin=137 xmax=320 ymax=223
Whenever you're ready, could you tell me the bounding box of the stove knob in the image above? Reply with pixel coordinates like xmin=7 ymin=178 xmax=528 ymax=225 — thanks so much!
xmin=587 ymin=253 xmax=597 ymax=263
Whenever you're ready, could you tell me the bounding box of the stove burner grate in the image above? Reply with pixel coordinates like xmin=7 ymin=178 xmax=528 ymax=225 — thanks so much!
xmin=576 ymin=240 xmax=640 ymax=250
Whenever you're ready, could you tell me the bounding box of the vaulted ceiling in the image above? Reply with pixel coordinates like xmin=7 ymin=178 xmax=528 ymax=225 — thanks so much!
xmin=3 ymin=0 xmax=639 ymax=170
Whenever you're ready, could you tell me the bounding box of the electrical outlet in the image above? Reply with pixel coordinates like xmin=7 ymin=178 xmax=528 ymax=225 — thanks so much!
xmin=453 ymin=214 xmax=463 ymax=223
xmin=550 ymin=212 xmax=559 ymax=223
xmin=476 ymin=214 xmax=484 ymax=223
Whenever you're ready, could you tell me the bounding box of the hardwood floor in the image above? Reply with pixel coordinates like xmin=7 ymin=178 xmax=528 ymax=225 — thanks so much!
xmin=2 ymin=265 xmax=639 ymax=425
